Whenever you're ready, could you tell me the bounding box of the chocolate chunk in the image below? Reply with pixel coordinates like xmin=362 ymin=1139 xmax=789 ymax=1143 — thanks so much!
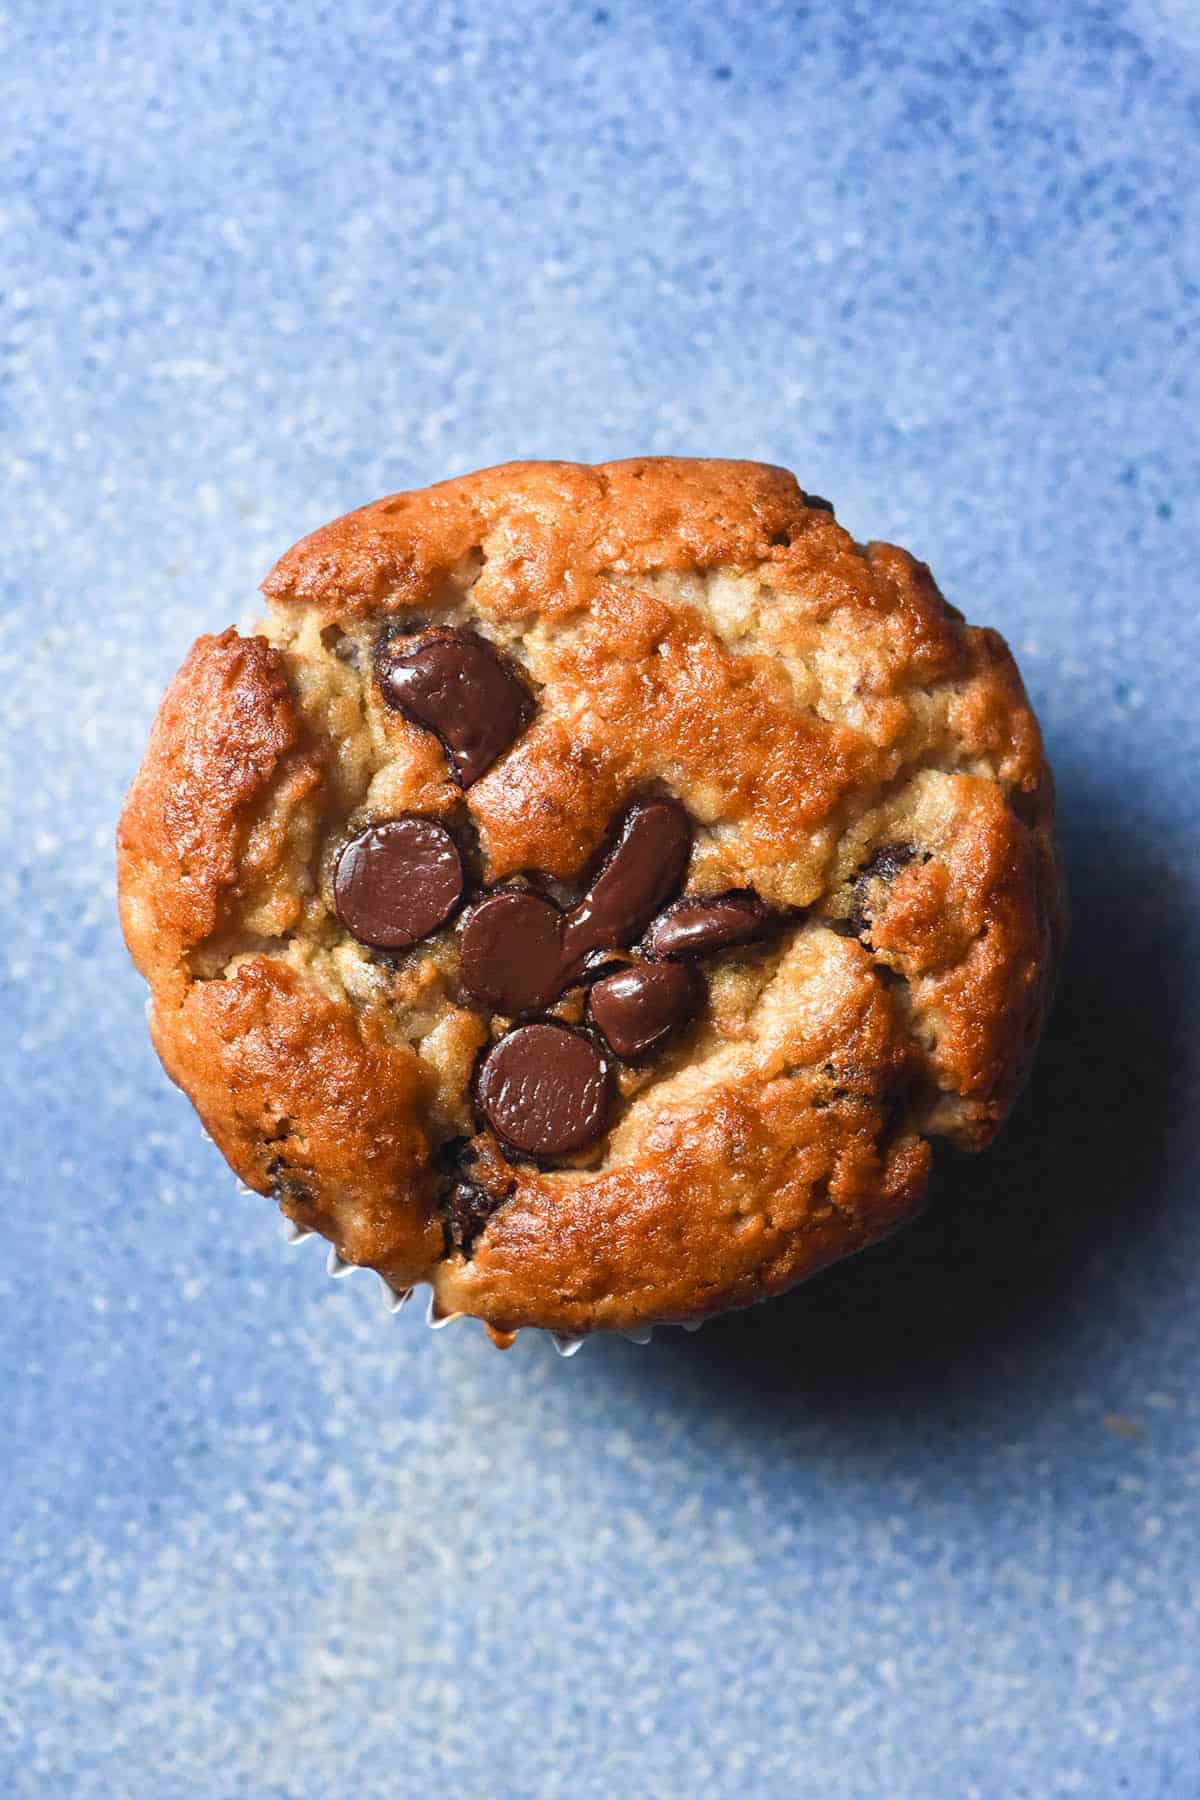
xmin=476 ymin=1022 xmax=613 ymax=1157
xmin=459 ymin=889 xmax=566 ymax=1014
xmin=588 ymin=961 xmax=705 ymax=1060
xmin=444 ymin=1177 xmax=507 ymax=1253
xmin=643 ymin=890 xmax=774 ymax=959
xmin=846 ymin=841 xmax=918 ymax=936
xmin=561 ymin=798 xmax=692 ymax=970
xmin=376 ymin=629 xmax=533 ymax=787
xmin=333 ymin=817 xmax=464 ymax=949
xmin=803 ymin=492 xmax=835 ymax=514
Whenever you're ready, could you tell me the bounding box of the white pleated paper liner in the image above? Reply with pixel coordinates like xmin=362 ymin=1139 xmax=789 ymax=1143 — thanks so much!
xmin=276 ymin=1211 xmax=706 ymax=1355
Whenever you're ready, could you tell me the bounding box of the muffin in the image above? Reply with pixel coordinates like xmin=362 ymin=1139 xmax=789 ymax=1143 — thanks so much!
xmin=117 ymin=458 xmax=1065 ymax=1344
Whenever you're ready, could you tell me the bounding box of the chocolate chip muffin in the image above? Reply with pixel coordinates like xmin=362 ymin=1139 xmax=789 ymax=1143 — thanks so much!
xmin=117 ymin=459 xmax=1065 ymax=1343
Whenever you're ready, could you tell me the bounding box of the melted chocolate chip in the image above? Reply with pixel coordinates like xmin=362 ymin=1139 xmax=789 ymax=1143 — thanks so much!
xmin=459 ymin=889 xmax=566 ymax=1014
xmin=333 ymin=817 xmax=464 ymax=949
xmin=803 ymin=492 xmax=835 ymax=514
xmin=476 ymin=1022 xmax=613 ymax=1157
xmin=562 ymin=798 xmax=692 ymax=969
xmin=588 ymin=961 xmax=705 ymax=1060
xmin=459 ymin=798 xmax=693 ymax=1015
xmin=846 ymin=841 xmax=918 ymax=937
xmin=444 ymin=1177 xmax=507 ymax=1253
xmin=376 ymin=629 xmax=533 ymax=787
xmin=861 ymin=841 xmax=918 ymax=883
xmin=643 ymin=890 xmax=774 ymax=959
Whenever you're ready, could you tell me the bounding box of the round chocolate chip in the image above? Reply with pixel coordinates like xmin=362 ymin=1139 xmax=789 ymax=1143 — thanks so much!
xmin=459 ymin=889 xmax=566 ymax=1014
xmin=376 ymin=629 xmax=533 ymax=787
xmin=643 ymin=890 xmax=774 ymax=959
xmin=803 ymin=492 xmax=835 ymax=514
xmin=333 ymin=817 xmax=464 ymax=949
xmin=476 ymin=1022 xmax=614 ymax=1157
xmin=562 ymin=797 xmax=692 ymax=970
xmin=588 ymin=961 xmax=705 ymax=1061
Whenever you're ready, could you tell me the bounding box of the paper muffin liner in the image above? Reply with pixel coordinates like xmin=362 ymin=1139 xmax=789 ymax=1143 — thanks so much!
xmin=276 ymin=1210 xmax=705 ymax=1354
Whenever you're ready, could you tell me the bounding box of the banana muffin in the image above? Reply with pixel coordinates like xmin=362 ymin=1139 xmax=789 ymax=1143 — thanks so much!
xmin=117 ymin=458 xmax=1065 ymax=1343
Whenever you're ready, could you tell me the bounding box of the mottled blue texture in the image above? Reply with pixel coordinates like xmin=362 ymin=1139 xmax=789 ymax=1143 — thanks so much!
xmin=2 ymin=1 xmax=1199 ymax=1795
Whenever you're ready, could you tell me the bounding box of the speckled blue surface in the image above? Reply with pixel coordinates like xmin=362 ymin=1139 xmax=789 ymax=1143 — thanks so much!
xmin=3 ymin=2 xmax=1199 ymax=1795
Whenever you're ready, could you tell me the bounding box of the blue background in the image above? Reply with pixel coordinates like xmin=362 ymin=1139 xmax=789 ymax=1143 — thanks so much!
xmin=3 ymin=2 xmax=1198 ymax=1795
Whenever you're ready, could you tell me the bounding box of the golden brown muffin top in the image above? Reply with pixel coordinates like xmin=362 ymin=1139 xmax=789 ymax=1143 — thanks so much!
xmin=118 ymin=458 xmax=1065 ymax=1340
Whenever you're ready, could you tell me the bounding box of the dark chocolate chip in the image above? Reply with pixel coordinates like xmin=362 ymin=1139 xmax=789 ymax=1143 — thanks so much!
xmin=333 ymin=817 xmax=464 ymax=949
xmin=561 ymin=798 xmax=692 ymax=970
xmin=476 ymin=1022 xmax=613 ymax=1157
xmin=376 ymin=629 xmax=533 ymax=787
xmin=444 ymin=1177 xmax=507 ymax=1253
xmin=458 ymin=888 xmax=566 ymax=1014
xmin=803 ymin=492 xmax=835 ymax=514
xmin=460 ymin=797 xmax=692 ymax=1015
xmin=588 ymin=961 xmax=705 ymax=1061
xmin=846 ymin=841 xmax=918 ymax=937
xmin=643 ymin=890 xmax=774 ymax=960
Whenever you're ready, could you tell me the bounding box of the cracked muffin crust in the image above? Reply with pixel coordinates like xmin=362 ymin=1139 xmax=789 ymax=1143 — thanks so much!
xmin=117 ymin=458 xmax=1065 ymax=1341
